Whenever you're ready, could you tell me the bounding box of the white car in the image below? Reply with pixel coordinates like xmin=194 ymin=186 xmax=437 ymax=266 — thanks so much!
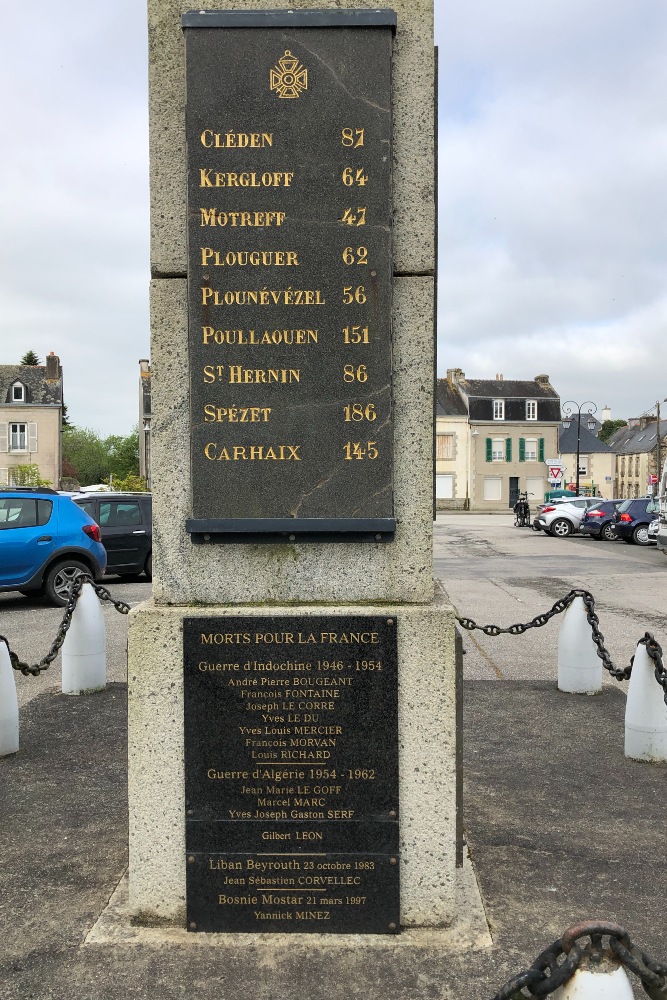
xmin=535 ymin=497 xmax=605 ymax=537
xmin=648 ymin=518 xmax=660 ymax=544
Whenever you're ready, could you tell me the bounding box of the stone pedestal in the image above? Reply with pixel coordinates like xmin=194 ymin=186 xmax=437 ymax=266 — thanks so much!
xmin=129 ymin=0 xmax=460 ymax=932
xmin=128 ymin=594 xmax=457 ymax=926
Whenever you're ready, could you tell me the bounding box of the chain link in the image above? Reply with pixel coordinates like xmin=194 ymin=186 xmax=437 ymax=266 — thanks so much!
xmin=457 ymin=588 xmax=667 ymax=706
xmin=0 ymin=575 xmax=130 ymax=677
xmin=492 ymin=922 xmax=667 ymax=1000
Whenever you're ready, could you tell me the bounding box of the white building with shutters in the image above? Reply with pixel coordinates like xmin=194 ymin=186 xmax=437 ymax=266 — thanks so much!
xmin=435 ymin=370 xmax=561 ymax=512
xmin=0 ymin=353 xmax=63 ymax=487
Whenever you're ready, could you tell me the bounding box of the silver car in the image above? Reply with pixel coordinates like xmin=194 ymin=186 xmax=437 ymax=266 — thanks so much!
xmin=648 ymin=518 xmax=660 ymax=544
xmin=536 ymin=497 xmax=605 ymax=537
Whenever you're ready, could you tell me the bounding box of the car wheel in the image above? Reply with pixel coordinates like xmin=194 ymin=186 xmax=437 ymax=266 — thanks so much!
xmin=144 ymin=552 xmax=152 ymax=581
xmin=43 ymin=560 xmax=90 ymax=607
xmin=601 ymin=522 xmax=617 ymax=541
xmin=550 ymin=518 xmax=572 ymax=537
xmin=633 ymin=524 xmax=650 ymax=546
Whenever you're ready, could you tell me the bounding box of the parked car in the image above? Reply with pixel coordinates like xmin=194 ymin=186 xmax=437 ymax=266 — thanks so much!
xmin=73 ymin=492 xmax=152 ymax=579
xmin=614 ymin=497 xmax=659 ymax=545
xmin=0 ymin=488 xmax=107 ymax=606
xmin=648 ymin=518 xmax=660 ymax=544
xmin=534 ymin=497 xmax=604 ymax=537
xmin=532 ymin=496 xmax=575 ymax=531
xmin=579 ymin=499 xmax=624 ymax=541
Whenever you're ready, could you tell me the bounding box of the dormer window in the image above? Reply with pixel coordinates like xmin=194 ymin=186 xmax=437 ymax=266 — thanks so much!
xmin=11 ymin=382 xmax=25 ymax=402
xmin=526 ymin=400 xmax=537 ymax=420
xmin=493 ymin=399 xmax=504 ymax=420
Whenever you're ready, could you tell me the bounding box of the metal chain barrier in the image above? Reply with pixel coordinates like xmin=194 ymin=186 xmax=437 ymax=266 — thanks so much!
xmin=492 ymin=920 xmax=667 ymax=1000
xmin=457 ymin=588 xmax=667 ymax=706
xmin=0 ymin=575 xmax=130 ymax=677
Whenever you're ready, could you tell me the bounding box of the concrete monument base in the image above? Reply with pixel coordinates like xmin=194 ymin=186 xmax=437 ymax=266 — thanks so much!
xmin=127 ymin=589 xmax=458 ymax=929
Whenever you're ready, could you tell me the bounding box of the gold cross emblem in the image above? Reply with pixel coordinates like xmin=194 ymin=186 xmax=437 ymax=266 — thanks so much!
xmin=270 ymin=50 xmax=308 ymax=99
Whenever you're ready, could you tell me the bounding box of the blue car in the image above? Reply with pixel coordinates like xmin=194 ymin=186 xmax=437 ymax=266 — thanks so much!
xmin=614 ymin=497 xmax=659 ymax=546
xmin=579 ymin=499 xmax=624 ymax=541
xmin=0 ymin=488 xmax=107 ymax=606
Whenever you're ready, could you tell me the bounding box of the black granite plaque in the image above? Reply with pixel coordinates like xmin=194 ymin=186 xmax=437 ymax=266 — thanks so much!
xmin=183 ymin=615 xmax=399 ymax=933
xmin=183 ymin=12 xmax=395 ymax=537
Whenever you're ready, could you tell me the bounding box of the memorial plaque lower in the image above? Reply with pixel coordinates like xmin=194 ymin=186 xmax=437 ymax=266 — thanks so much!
xmin=184 ymin=615 xmax=399 ymax=933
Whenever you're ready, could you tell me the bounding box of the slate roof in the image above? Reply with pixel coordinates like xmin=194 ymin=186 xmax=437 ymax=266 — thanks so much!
xmin=435 ymin=379 xmax=468 ymax=416
xmin=608 ymin=420 xmax=667 ymax=455
xmin=459 ymin=378 xmax=559 ymax=400
xmin=0 ymin=364 xmax=62 ymax=406
xmin=559 ymin=422 xmax=612 ymax=454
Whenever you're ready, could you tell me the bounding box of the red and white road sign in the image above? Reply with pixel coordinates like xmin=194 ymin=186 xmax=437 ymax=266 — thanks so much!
xmin=549 ymin=466 xmax=563 ymax=479
xmin=649 ymin=474 xmax=658 ymax=485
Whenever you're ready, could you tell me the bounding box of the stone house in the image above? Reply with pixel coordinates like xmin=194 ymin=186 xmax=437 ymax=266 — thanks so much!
xmin=435 ymin=370 xmax=561 ymax=511
xmin=558 ymin=421 xmax=614 ymax=498
xmin=609 ymin=418 xmax=667 ymax=498
xmin=0 ymin=353 xmax=63 ymax=487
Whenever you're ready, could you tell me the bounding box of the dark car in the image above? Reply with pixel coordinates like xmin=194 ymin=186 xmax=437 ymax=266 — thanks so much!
xmin=579 ymin=499 xmax=624 ymax=541
xmin=74 ymin=492 xmax=152 ymax=579
xmin=0 ymin=488 xmax=107 ymax=605
xmin=614 ymin=496 xmax=659 ymax=545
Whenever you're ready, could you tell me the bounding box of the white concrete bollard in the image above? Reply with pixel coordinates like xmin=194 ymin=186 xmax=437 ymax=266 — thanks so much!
xmin=61 ymin=582 xmax=107 ymax=695
xmin=557 ymin=596 xmax=602 ymax=694
xmin=559 ymin=964 xmax=634 ymax=1000
xmin=625 ymin=641 xmax=667 ymax=761
xmin=0 ymin=640 xmax=19 ymax=756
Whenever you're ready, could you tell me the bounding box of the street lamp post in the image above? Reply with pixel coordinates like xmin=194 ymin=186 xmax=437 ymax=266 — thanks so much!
xmin=562 ymin=400 xmax=597 ymax=496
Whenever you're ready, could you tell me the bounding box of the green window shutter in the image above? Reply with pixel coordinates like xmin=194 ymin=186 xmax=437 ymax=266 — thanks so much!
xmin=485 ymin=437 xmax=492 ymax=462
xmin=505 ymin=437 xmax=512 ymax=462
xmin=538 ymin=438 xmax=545 ymax=462
xmin=519 ymin=437 xmax=526 ymax=462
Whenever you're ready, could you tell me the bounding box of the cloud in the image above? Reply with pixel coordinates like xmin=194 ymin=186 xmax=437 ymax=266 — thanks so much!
xmin=436 ymin=0 xmax=667 ymax=419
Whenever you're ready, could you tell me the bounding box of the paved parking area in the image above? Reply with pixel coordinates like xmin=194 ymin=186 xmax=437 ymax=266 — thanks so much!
xmin=435 ymin=513 xmax=667 ymax=682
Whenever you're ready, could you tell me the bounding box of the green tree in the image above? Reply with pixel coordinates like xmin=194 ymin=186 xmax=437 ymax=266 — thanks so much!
xmin=105 ymin=429 xmax=140 ymax=479
xmin=61 ymin=402 xmax=72 ymax=429
xmin=20 ymin=350 xmax=41 ymax=365
xmin=10 ymin=464 xmax=51 ymax=487
xmin=62 ymin=426 xmax=141 ymax=486
xmin=599 ymin=419 xmax=627 ymax=444
xmin=103 ymin=473 xmax=148 ymax=492
xmin=62 ymin=427 xmax=109 ymax=485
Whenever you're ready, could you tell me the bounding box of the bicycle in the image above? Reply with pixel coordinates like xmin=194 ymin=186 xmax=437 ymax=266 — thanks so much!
xmin=513 ymin=491 xmax=532 ymax=527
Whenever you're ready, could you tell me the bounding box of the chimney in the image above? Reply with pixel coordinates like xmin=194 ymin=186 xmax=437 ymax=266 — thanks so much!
xmin=446 ymin=367 xmax=464 ymax=385
xmin=139 ymin=358 xmax=151 ymax=377
xmin=601 ymin=405 xmax=612 ymax=422
xmin=534 ymin=374 xmax=550 ymax=386
xmin=45 ymin=352 xmax=60 ymax=379
xmin=496 ymin=373 xmax=503 ymax=381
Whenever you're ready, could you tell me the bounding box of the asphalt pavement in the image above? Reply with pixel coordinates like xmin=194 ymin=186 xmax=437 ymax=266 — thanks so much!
xmin=1 ymin=532 xmax=666 ymax=999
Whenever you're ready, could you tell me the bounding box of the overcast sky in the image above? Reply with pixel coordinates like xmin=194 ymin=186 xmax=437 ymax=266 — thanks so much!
xmin=1 ymin=3 xmax=666 ymax=435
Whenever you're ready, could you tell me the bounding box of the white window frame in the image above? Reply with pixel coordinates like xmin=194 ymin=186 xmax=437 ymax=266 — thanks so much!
xmin=9 ymin=423 xmax=27 ymax=452
xmin=492 ymin=399 xmax=505 ymax=420
xmin=525 ymin=399 xmax=537 ymax=420
xmin=524 ymin=438 xmax=538 ymax=461
xmin=11 ymin=382 xmax=25 ymax=402
xmin=483 ymin=477 xmax=502 ymax=501
xmin=491 ymin=438 xmax=505 ymax=462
